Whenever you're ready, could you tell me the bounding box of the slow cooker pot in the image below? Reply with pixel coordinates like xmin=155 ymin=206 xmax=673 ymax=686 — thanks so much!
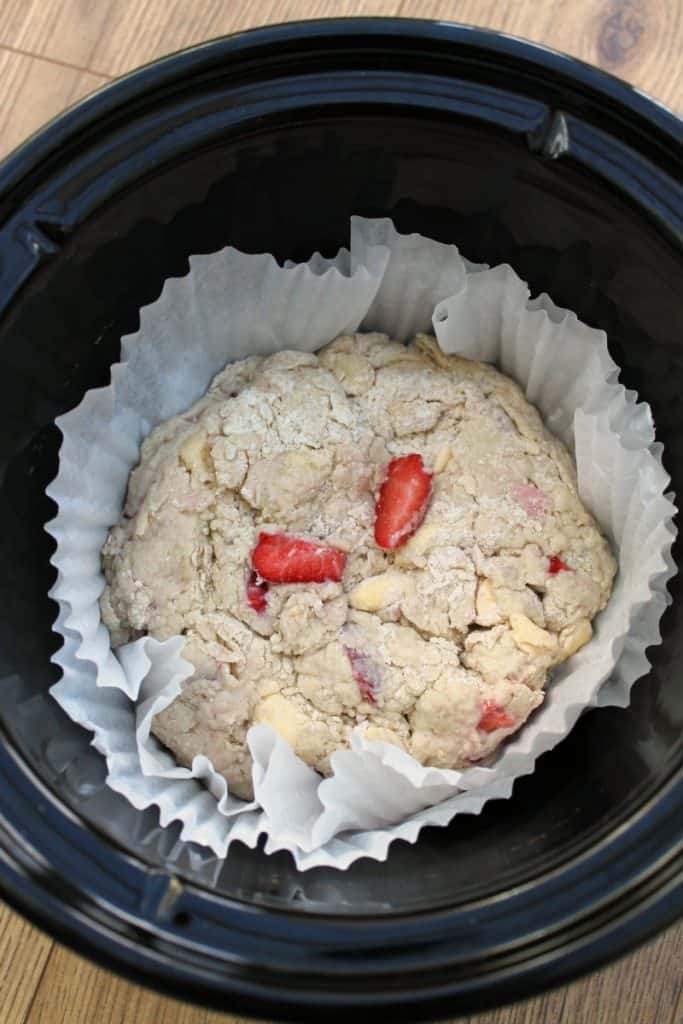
xmin=0 ymin=18 xmax=682 ymax=1022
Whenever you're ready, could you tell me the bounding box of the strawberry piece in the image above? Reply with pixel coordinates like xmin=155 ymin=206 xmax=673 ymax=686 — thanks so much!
xmin=251 ymin=532 xmax=347 ymax=584
xmin=548 ymin=554 xmax=572 ymax=575
xmin=477 ymin=700 xmax=514 ymax=733
xmin=374 ymin=453 xmax=433 ymax=550
xmin=344 ymin=646 xmax=380 ymax=706
xmin=510 ymin=483 xmax=550 ymax=520
xmin=246 ymin=571 xmax=269 ymax=614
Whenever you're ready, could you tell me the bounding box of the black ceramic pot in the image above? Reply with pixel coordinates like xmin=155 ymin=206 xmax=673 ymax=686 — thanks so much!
xmin=0 ymin=18 xmax=682 ymax=1023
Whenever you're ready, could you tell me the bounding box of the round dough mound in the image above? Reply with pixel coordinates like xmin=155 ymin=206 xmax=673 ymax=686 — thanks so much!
xmin=101 ymin=334 xmax=616 ymax=799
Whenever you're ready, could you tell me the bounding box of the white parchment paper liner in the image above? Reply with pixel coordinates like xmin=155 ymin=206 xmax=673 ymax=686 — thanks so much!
xmin=46 ymin=217 xmax=677 ymax=870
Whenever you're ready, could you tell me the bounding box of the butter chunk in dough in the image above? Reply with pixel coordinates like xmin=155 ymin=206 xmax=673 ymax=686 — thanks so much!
xmin=101 ymin=333 xmax=616 ymax=799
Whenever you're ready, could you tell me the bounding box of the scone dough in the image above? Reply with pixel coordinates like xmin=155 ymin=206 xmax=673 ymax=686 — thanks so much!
xmin=101 ymin=334 xmax=616 ymax=799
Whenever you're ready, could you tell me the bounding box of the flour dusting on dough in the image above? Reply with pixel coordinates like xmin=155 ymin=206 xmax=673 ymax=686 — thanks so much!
xmin=101 ymin=334 xmax=616 ymax=799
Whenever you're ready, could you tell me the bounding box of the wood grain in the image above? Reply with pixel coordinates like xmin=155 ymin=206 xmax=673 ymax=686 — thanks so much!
xmin=398 ymin=0 xmax=683 ymax=116
xmin=2 ymin=0 xmax=682 ymax=161
xmin=1 ymin=0 xmax=682 ymax=1022
xmin=3 ymin=911 xmax=683 ymax=1023
xmin=24 ymin=942 xmax=227 ymax=1024
xmin=0 ymin=46 xmax=107 ymax=159
xmin=0 ymin=0 xmax=400 ymax=78
xmin=0 ymin=0 xmax=681 ymax=113
xmin=0 ymin=901 xmax=52 ymax=1023
xmin=459 ymin=918 xmax=683 ymax=1024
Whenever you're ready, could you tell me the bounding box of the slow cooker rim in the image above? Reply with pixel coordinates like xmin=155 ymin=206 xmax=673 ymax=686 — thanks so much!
xmin=2 ymin=756 xmax=683 ymax=1021
xmin=1 ymin=16 xmax=681 ymax=203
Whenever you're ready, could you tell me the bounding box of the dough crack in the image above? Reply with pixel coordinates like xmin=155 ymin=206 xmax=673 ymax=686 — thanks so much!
xmin=100 ymin=333 xmax=616 ymax=798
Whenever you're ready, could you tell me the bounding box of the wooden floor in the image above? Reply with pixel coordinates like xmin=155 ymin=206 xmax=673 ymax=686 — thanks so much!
xmin=1 ymin=0 xmax=683 ymax=1021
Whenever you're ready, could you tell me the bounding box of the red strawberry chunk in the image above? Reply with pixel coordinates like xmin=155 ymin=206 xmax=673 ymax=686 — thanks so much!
xmin=510 ymin=483 xmax=550 ymax=520
xmin=374 ymin=453 xmax=433 ymax=550
xmin=246 ymin=570 xmax=269 ymax=614
xmin=251 ymin=532 xmax=347 ymax=584
xmin=344 ymin=646 xmax=380 ymax=706
xmin=477 ymin=700 xmax=514 ymax=733
xmin=548 ymin=555 xmax=572 ymax=575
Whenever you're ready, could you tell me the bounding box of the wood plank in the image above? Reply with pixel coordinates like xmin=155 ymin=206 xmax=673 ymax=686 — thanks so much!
xmin=0 ymin=0 xmax=402 ymax=79
xmin=2 ymin=0 xmax=682 ymax=115
xmin=0 ymin=902 xmax=53 ymax=1024
xmin=0 ymin=46 xmax=108 ymax=160
xmin=398 ymin=0 xmax=683 ymax=116
xmin=24 ymin=940 xmax=212 ymax=1024
xmin=463 ymin=918 xmax=683 ymax=1024
xmin=6 ymin=903 xmax=683 ymax=1024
